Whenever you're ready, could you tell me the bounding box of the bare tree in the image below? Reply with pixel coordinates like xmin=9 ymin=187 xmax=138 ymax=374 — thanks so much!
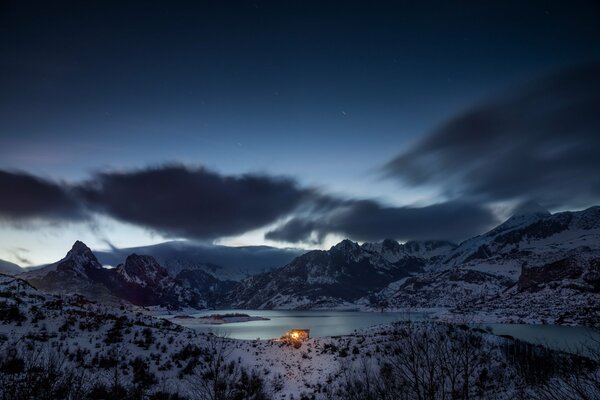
xmin=333 ymin=322 xmax=492 ymax=400
xmin=187 ymin=334 xmax=270 ymax=400
xmin=529 ymin=329 xmax=600 ymax=400
xmin=0 ymin=339 xmax=91 ymax=400
xmin=187 ymin=334 xmax=238 ymax=400
xmin=336 ymin=358 xmax=393 ymax=400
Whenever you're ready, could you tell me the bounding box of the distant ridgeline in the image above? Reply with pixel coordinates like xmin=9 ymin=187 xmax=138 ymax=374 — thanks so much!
xmin=11 ymin=206 xmax=600 ymax=326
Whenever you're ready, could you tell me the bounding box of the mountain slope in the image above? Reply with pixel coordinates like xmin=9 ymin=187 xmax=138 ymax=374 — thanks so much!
xmin=362 ymin=239 xmax=457 ymax=263
xmin=366 ymin=207 xmax=600 ymax=324
xmin=226 ymin=239 xmax=426 ymax=309
xmin=436 ymin=206 xmax=600 ymax=279
xmin=456 ymin=250 xmax=600 ymax=325
xmin=2 ymin=273 xmax=572 ymax=399
xmin=363 ymin=269 xmax=513 ymax=309
xmin=94 ymin=254 xmax=204 ymax=308
xmin=175 ymin=268 xmax=236 ymax=308
xmin=94 ymin=241 xmax=305 ymax=281
xmin=22 ymin=241 xmax=114 ymax=301
xmin=20 ymin=242 xmax=209 ymax=309
xmin=0 ymin=259 xmax=22 ymax=275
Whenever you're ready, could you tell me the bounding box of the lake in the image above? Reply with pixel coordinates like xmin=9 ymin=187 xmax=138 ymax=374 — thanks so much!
xmin=162 ymin=309 xmax=600 ymax=354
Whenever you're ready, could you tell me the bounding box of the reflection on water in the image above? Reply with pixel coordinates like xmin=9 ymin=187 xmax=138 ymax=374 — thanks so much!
xmin=162 ymin=309 xmax=600 ymax=354
xmin=165 ymin=309 xmax=430 ymax=340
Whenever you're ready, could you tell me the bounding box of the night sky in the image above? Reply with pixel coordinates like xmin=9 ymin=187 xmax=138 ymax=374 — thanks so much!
xmin=1 ymin=1 xmax=599 ymax=266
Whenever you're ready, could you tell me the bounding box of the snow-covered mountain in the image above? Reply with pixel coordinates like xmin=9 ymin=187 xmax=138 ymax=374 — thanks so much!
xmin=363 ymin=207 xmax=600 ymax=324
xmin=362 ymin=269 xmax=513 ymax=310
xmin=362 ymin=239 xmax=457 ymax=263
xmin=454 ymin=249 xmax=600 ymax=325
xmin=226 ymin=239 xmax=426 ymax=309
xmin=20 ymin=241 xmax=114 ymax=301
xmin=435 ymin=205 xmax=600 ymax=279
xmin=20 ymin=241 xmax=229 ymax=309
xmin=0 ymin=259 xmax=22 ymax=275
xmin=0 ymin=273 xmax=240 ymax=397
xmin=175 ymin=268 xmax=236 ymax=308
xmin=2 ymin=273 xmax=580 ymax=399
xmin=101 ymin=254 xmax=204 ymax=308
xmin=13 ymin=206 xmax=600 ymax=319
xmin=93 ymin=241 xmax=305 ymax=281
xmin=224 ymin=206 xmax=600 ymax=320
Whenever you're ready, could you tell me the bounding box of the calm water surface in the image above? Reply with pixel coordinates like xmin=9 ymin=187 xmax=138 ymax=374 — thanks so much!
xmin=163 ymin=309 xmax=599 ymax=354
xmin=167 ymin=309 xmax=429 ymax=340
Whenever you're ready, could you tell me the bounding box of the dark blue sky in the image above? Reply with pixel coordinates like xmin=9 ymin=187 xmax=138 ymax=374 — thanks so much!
xmin=1 ymin=1 xmax=599 ymax=265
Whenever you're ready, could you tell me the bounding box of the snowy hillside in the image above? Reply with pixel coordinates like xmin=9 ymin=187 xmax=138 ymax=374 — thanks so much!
xmin=221 ymin=207 xmax=600 ymax=323
xmin=437 ymin=206 xmax=600 ymax=279
xmin=19 ymin=242 xmax=228 ymax=309
xmin=364 ymin=269 xmax=513 ymax=309
xmin=94 ymin=241 xmax=305 ymax=281
xmin=11 ymin=206 xmax=600 ymax=323
xmin=1 ymin=273 xmax=595 ymax=399
xmin=226 ymin=239 xmax=425 ymax=309
xmin=364 ymin=207 xmax=600 ymax=324
xmin=456 ymin=250 xmax=600 ymax=325
xmin=0 ymin=259 xmax=22 ymax=275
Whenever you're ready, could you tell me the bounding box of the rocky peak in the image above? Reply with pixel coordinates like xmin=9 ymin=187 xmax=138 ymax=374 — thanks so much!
xmin=116 ymin=254 xmax=170 ymax=288
xmin=56 ymin=241 xmax=103 ymax=276
xmin=381 ymin=238 xmax=402 ymax=252
xmin=403 ymin=240 xmax=457 ymax=259
xmin=331 ymin=239 xmax=361 ymax=253
xmin=329 ymin=239 xmax=364 ymax=263
xmin=372 ymin=239 xmax=411 ymax=264
xmin=517 ymin=255 xmax=598 ymax=292
xmin=71 ymin=240 xmax=91 ymax=253
xmin=66 ymin=241 xmax=100 ymax=263
xmin=571 ymin=206 xmax=600 ymax=230
xmin=512 ymin=201 xmax=551 ymax=218
xmin=493 ymin=202 xmax=551 ymax=233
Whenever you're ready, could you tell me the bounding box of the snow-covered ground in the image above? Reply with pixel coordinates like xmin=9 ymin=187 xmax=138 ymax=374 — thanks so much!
xmin=2 ymin=273 xmax=599 ymax=399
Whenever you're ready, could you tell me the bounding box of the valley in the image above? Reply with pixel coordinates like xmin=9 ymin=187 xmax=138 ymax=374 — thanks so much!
xmin=2 ymin=205 xmax=599 ymax=399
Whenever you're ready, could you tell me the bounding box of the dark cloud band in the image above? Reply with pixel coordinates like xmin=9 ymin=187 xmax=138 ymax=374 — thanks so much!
xmin=265 ymin=200 xmax=496 ymax=243
xmin=0 ymin=170 xmax=83 ymax=222
xmin=0 ymin=165 xmax=497 ymax=244
xmin=77 ymin=165 xmax=311 ymax=239
xmin=384 ymin=64 xmax=600 ymax=209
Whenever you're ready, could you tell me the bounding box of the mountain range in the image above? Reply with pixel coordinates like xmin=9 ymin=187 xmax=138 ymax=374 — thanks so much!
xmin=12 ymin=205 xmax=600 ymax=325
xmin=20 ymin=242 xmax=231 ymax=309
xmin=224 ymin=238 xmax=451 ymax=309
xmin=0 ymin=259 xmax=22 ymax=275
xmin=93 ymin=241 xmax=304 ymax=281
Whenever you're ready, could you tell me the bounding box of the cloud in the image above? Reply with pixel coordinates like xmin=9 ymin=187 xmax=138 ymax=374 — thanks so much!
xmin=77 ymin=164 xmax=313 ymax=240
xmin=384 ymin=64 xmax=600 ymax=209
xmin=7 ymin=248 xmax=32 ymax=266
xmin=0 ymin=165 xmax=497 ymax=244
xmin=265 ymin=199 xmax=496 ymax=243
xmin=0 ymin=170 xmax=84 ymax=223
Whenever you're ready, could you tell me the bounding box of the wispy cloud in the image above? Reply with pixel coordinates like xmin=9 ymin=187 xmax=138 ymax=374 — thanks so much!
xmin=0 ymin=170 xmax=84 ymax=223
xmin=384 ymin=64 xmax=600 ymax=210
xmin=0 ymin=164 xmax=497 ymax=244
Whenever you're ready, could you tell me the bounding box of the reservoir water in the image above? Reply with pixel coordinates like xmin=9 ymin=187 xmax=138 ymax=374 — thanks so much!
xmin=162 ymin=309 xmax=600 ymax=354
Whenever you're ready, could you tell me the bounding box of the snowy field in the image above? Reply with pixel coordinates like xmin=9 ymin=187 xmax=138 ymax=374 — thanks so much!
xmin=2 ymin=274 xmax=599 ymax=399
